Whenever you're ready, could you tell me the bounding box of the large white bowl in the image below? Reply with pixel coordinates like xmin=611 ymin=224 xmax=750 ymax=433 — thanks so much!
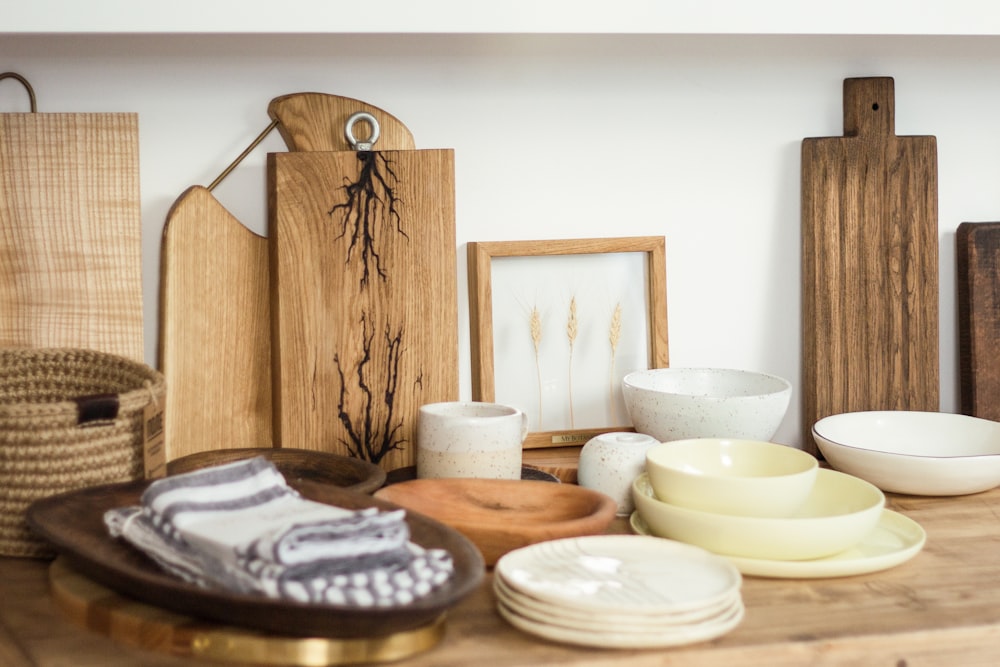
xmin=812 ymin=411 xmax=1000 ymax=496
xmin=645 ymin=439 xmax=819 ymax=517
xmin=622 ymin=368 xmax=792 ymax=443
xmin=632 ymin=469 xmax=885 ymax=561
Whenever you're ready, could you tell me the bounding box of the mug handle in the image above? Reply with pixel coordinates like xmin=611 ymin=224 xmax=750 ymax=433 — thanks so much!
xmin=519 ymin=411 xmax=529 ymax=443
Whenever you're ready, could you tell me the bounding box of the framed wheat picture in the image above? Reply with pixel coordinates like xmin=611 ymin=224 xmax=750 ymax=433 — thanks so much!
xmin=468 ymin=237 xmax=669 ymax=449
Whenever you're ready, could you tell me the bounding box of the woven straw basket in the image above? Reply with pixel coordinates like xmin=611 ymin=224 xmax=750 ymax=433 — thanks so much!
xmin=0 ymin=347 xmax=165 ymax=558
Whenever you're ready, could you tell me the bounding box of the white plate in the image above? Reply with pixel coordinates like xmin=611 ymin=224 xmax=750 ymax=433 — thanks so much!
xmin=630 ymin=509 xmax=925 ymax=579
xmin=493 ymin=575 xmax=742 ymax=631
xmin=494 ymin=535 xmax=741 ymax=615
xmin=495 ymin=595 xmax=745 ymax=649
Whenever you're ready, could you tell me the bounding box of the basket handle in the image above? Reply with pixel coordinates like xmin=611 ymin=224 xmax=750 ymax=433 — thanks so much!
xmin=0 ymin=72 xmax=38 ymax=112
xmin=75 ymin=394 xmax=120 ymax=426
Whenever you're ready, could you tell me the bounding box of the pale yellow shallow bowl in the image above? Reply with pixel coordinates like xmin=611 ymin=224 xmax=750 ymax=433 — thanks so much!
xmin=632 ymin=469 xmax=885 ymax=561
xmin=645 ymin=439 xmax=819 ymax=517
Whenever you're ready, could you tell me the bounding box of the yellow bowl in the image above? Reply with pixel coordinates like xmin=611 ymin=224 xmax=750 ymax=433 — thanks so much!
xmin=632 ymin=469 xmax=884 ymax=561
xmin=645 ymin=439 xmax=819 ymax=517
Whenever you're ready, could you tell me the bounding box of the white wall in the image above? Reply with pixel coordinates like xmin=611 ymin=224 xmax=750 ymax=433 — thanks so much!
xmin=3 ymin=33 xmax=1000 ymax=448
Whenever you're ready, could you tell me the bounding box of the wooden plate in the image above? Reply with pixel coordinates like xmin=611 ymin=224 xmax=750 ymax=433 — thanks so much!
xmin=374 ymin=478 xmax=618 ymax=566
xmin=166 ymin=448 xmax=386 ymax=494
xmin=26 ymin=479 xmax=484 ymax=639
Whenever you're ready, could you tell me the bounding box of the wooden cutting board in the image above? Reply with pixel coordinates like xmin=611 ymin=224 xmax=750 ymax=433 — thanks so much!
xmin=158 ymin=95 xmax=415 ymax=462
xmin=0 ymin=78 xmax=143 ymax=361
xmin=159 ymin=186 xmax=272 ymax=459
xmin=269 ymin=147 xmax=457 ymax=471
xmin=801 ymin=77 xmax=939 ymax=453
xmin=956 ymin=222 xmax=1000 ymax=421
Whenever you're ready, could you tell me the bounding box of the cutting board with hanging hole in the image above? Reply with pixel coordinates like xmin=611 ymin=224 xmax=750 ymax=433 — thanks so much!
xmin=159 ymin=94 xmax=452 ymax=468
xmin=0 ymin=72 xmax=143 ymax=361
xmin=801 ymin=77 xmax=939 ymax=454
xmin=268 ymin=130 xmax=458 ymax=471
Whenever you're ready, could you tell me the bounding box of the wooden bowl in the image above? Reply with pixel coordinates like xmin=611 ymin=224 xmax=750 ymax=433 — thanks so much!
xmin=27 ymin=478 xmax=483 ymax=639
xmin=166 ymin=448 xmax=386 ymax=494
xmin=374 ymin=479 xmax=618 ymax=565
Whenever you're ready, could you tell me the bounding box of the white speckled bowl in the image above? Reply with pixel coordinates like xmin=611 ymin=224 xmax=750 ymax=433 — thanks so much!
xmin=644 ymin=439 xmax=818 ymax=517
xmin=622 ymin=368 xmax=792 ymax=443
xmin=812 ymin=410 xmax=1000 ymax=496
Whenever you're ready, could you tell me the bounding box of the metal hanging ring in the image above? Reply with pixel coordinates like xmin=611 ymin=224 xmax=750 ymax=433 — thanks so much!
xmin=345 ymin=111 xmax=380 ymax=151
xmin=0 ymin=72 xmax=38 ymax=112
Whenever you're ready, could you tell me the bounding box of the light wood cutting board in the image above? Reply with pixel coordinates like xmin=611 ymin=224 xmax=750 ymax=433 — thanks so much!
xmin=801 ymin=77 xmax=939 ymax=454
xmin=269 ymin=147 xmax=457 ymax=471
xmin=159 ymin=95 xmax=419 ymax=462
xmin=159 ymin=186 xmax=272 ymax=459
xmin=0 ymin=92 xmax=143 ymax=361
xmin=956 ymin=222 xmax=1000 ymax=421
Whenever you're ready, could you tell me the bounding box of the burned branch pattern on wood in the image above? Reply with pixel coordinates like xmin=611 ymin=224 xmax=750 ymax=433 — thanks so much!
xmin=328 ymin=151 xmax=407 ymax=289
xmin=334 ymin=312 xmax=414 ymax=464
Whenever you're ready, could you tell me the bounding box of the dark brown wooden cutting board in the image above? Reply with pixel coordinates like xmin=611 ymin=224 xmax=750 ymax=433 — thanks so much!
xmin=269 ymin=149 xmax=457 ymax=471
xmin=957 ymin=222 xmax=1000 ymax=421
xmin=801 ymin=77 xmax=939 ymax=453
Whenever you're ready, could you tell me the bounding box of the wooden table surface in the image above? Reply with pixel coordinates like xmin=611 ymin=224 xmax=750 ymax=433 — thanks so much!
xmin=2 ymin=487 xmax=1000 ymax=666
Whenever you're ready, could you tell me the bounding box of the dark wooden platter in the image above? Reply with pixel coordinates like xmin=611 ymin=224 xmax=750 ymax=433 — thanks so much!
xmin=166 ymin=447 xmax=386 ymax=494
xmin=26 ymin=478 xmax=484 ymax=639
xmin=957 ymin=222 xmax=1000 ymax=421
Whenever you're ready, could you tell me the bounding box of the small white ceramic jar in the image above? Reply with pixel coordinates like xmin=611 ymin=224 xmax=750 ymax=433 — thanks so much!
xmin=577 ymin=432 xmax=660 ymax=516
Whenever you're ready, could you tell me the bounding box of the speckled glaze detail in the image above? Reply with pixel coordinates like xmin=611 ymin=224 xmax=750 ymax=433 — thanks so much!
xmin=622 ymin=368 xmax=792 ymax=442
xmin=577 ymin=432 xmax=660 ymax=516
xmin=416 ymin=402 xmax=527 ymax=480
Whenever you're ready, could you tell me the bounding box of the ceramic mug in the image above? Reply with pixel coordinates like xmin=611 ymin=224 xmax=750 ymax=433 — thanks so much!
xmin=416 ymin=401 xmax=528 ymax=479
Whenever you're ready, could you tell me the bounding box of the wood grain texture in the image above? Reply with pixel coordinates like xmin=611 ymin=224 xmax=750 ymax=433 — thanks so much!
xmin=269 ymin=150 xmax=457 ymax=470
xmin=9 ymin=487 xmax=1000 ymax=665
xmin=159 ymin=186 xmax=271 ymax=460
xmin=801 ymin=77 xmax=939 ymax=454
xmin=0 ymin=112 xmax=143 ymax=361
xmin=268 ymin=93 xmax=415 ymax=152
xmin=158 ymin=95 xmax=416 ymax=463
xmin=956 ymin=222 xmax=1000 ymax=420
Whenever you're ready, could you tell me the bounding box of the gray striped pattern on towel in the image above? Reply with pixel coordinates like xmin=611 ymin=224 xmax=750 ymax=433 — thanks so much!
xmin=104 ymin=457 xmax=454 ymax=606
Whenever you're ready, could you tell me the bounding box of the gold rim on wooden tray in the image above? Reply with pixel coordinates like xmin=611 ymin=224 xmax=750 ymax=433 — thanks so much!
xmin=48 ymin=557 xmax=447 ymax=666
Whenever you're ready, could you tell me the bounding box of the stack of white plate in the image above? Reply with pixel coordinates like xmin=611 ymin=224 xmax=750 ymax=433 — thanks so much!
xmin=492 ymin=535 xmax=744 ymax=649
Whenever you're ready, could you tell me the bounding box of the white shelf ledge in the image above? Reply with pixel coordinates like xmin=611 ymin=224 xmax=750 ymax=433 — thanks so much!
xmin=5 ymin=0 xmax=1000 ymax=36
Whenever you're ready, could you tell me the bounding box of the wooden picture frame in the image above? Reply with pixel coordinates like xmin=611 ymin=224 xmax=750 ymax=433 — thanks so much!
xmin=468 ymin=237 xmax=669 ymax=449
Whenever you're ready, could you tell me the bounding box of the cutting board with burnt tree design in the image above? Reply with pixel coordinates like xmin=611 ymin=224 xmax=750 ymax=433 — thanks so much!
xmin=802 ymin=77 xmax=939 ymax=454
xmin=268 ymin=133 xmax=457 ymax=471
xmin=159 ymin=95 xmax=417 ymax=463
xmin=957 ymin=222 xmax=1000 ymax=421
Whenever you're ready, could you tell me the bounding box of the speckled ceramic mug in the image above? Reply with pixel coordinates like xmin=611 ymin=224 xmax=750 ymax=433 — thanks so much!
xmin=416 ymin=402 xmax=527 ymax=479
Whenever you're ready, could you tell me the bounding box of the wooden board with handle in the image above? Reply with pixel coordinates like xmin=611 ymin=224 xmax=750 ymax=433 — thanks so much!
xmin=0 ymin=74 xmax=143 ymax=361
xmin=158 ymin=95 xmax=416 ymax=462
xmin=956 ymin=221 xmax=1000 ymax=421
xmin=801 ymin=77 xmax=939 ymax=453
xmin=158 ymin=186 xmax=272 ymax=460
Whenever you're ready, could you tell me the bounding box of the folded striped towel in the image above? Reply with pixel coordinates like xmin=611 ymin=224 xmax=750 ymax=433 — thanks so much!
xmin=104 ymin=457 xmax=454 ymax=606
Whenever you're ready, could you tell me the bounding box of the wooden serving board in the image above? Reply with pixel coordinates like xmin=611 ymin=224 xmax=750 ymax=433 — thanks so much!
xmin=49 ymin=559 xmax=446 ymax=666
xmin=158 ymin=95 xmax=417 ymax=462
xmin=268 ymin=148 xmax=457 ymax=471
xmin=159 ymin=186 xmax=272 ymax=460
xmin=801 ymin=77 xmax=939 ymax=453
xmin=956 ymin=222 xmax=1000 ymax=421
xmin=0 ymin=107 xmax=143 ymax=361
